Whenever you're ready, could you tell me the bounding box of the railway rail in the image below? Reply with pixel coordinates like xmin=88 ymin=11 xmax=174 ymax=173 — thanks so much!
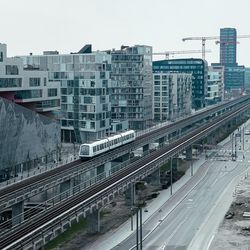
xmin=0 ymin=103 xmax=249 ymax=250
xmin=0 ymin=96 xmax=249 ymax=207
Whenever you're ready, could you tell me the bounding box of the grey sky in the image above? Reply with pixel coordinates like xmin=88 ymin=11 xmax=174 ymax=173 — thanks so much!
xmin=1 ymin=0 xmax=250 ymax=66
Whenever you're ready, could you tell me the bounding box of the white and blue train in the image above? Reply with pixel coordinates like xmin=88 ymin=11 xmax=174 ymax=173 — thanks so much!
xmin=79 ymin=130 xmax=136 ymax=159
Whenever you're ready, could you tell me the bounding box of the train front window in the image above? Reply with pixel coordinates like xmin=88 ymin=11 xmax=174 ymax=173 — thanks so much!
xmin=80 ymin=145 xmax=89 ymax=155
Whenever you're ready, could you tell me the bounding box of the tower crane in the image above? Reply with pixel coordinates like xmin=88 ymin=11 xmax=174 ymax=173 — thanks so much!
xmin=182 ymin=35 xmax=250 ymax=60
xmin=152 ymin=49 xmax=211 ymax=59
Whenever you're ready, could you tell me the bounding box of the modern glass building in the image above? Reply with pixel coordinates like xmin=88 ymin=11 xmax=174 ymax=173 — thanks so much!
xmin=220 ymin=28 xmax=237 ymax=66
xmin=109 ymin=45 xmax=153 ymax=130
xmin=224 ymin=65 xmax=245 ymax=90
xmin=153 ymin=58 xmax=208 ymax=110
xmin=219 ymin=28 xmax=245 ymax=91
xmin=245 ymin=68 xmax=250 ymax=93
xmin=22 ymin=46 xmax=112 ymax=143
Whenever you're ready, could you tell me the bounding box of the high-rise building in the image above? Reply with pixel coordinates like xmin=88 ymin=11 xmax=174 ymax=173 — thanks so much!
xmin=109 ymin=45 xmax=153 ymax=130
xmin=219 ymin=28 xmax=245 ymax=91
xmin=22 ymin=45 xmax=112 ymax=143
xmin=0 ymin=43 xmax=61 ymax=117
xmin=153 ymin=58 xmax=208 ymax=110
xmin=220 ymin=28 xmax=237 ymax=66
xmin=153 ymin=72 xmax=192 ymax=121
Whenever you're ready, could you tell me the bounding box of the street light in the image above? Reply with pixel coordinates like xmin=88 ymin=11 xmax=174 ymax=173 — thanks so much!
xmin=134 ymin=182 xmax=147 ymax=250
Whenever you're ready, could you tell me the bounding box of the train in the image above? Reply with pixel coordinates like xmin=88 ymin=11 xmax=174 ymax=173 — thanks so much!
xmin=79 ymin=130 xmax=136 ymax=159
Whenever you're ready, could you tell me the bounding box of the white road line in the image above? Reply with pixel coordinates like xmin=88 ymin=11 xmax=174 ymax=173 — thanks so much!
xmin=207 ymin=234 xmax=215 ymax=250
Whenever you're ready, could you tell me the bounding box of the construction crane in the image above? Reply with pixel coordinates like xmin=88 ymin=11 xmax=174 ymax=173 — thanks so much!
xmin=182 ymin=35 xmax=250 ymax=60
xmin=152 ymin=49 xmax=211 ymax=59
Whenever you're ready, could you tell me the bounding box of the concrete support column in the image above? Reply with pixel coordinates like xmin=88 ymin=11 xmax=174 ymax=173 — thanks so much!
xmin=186 ymin=146 xmax=192 ymax=161
xmin=150 ymin=168 xmax=161 ymax=186
xmin=12 ymin=201 xmax=24 ymax=226
xmin=125 ymin=182 xmax=135 ymax=206
xmin=207 ymin=133 xmax=217 ymax=145
xmin=86 ymin=209 xmax=100 ymax=234
xmin=143 ymin=144 xmax=149 ymax=154
xmin=159 ymin=137 xmax=165 ymax=147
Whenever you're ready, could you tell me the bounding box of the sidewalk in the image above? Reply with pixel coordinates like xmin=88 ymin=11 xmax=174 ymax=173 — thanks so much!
xmin=87 ymin=155 xmax=208 ymax=250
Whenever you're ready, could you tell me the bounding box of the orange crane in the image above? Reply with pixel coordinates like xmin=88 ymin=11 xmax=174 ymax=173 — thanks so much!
xmin=182 ymin=35 xmax=250 ymax=60
xmin=152 ymin=49 xmax=211 ymax=59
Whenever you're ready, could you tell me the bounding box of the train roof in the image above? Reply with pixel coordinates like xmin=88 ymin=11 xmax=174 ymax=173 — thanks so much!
xmin=80 ymin=130 xmax=135 ymax=146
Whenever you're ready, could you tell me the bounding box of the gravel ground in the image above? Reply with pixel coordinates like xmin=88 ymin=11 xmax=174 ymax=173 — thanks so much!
xmin=56 ymin=195 xmax=131 ymax=250
xmin=52 ymin=158 xmax=191 ymax=250
xmin=211 ymin=174 xmax=250 ymax=249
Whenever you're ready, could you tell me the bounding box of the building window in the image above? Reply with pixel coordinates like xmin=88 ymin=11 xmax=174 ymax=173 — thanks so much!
xmin=29 ymin=78 xmax=41 ymax=87
xmin=14 ymin=89 xmax=42 ymax=99
xmin=0 ymin=78 xmax=22 ymax=88
xmin=90 ymin=122 xmax=95 ymax=129
xmin=48 ymin=88 xmax=58 ymax=97
xmin=100 ymin=120 xmax=106 ymax=128
xmin=0 ymin=52 xmax=3 ymax=62
xmin=5 ymin=65 xmax=19 ymax=75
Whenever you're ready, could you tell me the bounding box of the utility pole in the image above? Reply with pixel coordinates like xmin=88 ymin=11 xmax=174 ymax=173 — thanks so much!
xmin=135 ymin=182 xmax=146 ymax=250
xmin=231 ymin=133 xmax=234 ymax=160
xmin=243 ymin=125 xmax=245 ymax=151
xmin=235 ymin=133 xmax=237 ymax=159
xmin=170 ymin=158 xmax=173 ymax=195
xmin=136 ymin=209 xmax=139 ymax=250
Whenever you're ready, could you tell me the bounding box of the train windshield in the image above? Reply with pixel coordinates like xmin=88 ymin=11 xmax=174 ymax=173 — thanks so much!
xmin=80 ymin=145 xmax=89 ymax=155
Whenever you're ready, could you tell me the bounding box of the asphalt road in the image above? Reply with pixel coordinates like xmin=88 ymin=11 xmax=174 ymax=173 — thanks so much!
xmin=114 ymin=124 xmax=250 ymax=250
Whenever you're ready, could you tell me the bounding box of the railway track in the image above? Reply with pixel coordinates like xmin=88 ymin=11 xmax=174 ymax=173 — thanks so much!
xmin=0 ymin=103 xmax=249 ymax=249
xmin=0 ymin=96 xmax=249 ymax=206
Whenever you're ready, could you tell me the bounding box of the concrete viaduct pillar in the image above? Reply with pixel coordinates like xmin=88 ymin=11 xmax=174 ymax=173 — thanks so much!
xmin=186 ymin=146 xmax=192 ymax=161
xmin=150 ymin=168 xmax=161 ymax=186
xmin=125 ymin=182 xmax=135 ymax=206
xmin=12 ymin=201 xmax=24 ymax=226
xmin=143 ymin=144 xmax=149 ymax=154
xmin=86 ymin=209 xmax=100 ymax=234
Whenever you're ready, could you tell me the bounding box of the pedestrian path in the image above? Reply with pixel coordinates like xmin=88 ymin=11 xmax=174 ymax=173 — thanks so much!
xmin=87 ymin=156 xmax=208 ymax=250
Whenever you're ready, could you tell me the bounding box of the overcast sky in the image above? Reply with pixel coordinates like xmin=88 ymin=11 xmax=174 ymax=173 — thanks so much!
xmin=1 ymin=0 xmax=250 ymax=66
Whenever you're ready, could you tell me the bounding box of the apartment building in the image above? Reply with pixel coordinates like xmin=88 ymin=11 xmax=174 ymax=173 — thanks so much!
xmin=109 ymin=45 xmax=153 ymax=130
xmin=153 ymin=73 xmax=192 ymax=121
xmin=22 ymin=45 xmax=112 ymax=143
xmin=0 ymin=43 xmax=60 ymax=116
xmin=207 ymin=65 xmax=224 ymax=104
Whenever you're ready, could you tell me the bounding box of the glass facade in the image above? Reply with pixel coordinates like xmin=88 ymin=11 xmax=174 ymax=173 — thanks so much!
xmin=0 ymin=78 xmax=22 ymax=88
xmin=153 ymin=59 xmax=208 ymax=110
xmin=220 ymin=28 xmax=237 ymax=66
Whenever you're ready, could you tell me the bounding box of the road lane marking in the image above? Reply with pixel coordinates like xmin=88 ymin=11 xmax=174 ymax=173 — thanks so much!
xmin=207 ymin=234 xmax=215 ymax=250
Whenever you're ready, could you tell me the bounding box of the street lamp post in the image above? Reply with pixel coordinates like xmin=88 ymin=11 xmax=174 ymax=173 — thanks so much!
xmin=136 ymin=208 xmax=139 ymax=250
xmin=231 ymin=133 xmax=234 ymax=160
xmin=170 ymin=158 xmax=173 ymax=195
xmin=134 ymin=182 xmax=146 ymax=250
